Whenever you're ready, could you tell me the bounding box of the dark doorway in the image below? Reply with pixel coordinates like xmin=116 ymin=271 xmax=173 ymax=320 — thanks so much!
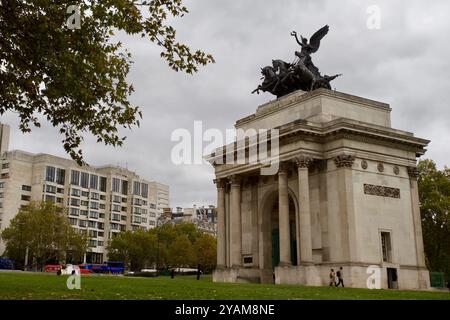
xmin=270 ymin=197 xmax=297 ymax=268
xmin=387 ymin=268 xmax=398 ymax=289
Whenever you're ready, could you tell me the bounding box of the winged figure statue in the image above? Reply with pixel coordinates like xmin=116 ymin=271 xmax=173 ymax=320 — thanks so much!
xmin=253 ymin=25 xmax=341 ymax=98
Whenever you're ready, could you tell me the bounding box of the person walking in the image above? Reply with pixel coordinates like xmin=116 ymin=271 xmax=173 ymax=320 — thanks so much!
xmin=329 ymin=269 xmax=336 ymax=287
xmin=336 ymin=267 xmax=344 ymax=287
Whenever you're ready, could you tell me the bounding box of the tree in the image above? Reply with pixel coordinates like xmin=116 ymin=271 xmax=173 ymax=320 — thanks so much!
xmin=107 ymin=230 xmax=157 ymax=271
xmin=193 ymin=233 xmax=216 ymax=272
xmin=0 ymin=201 xmax=88 ymax=270
xmin=0 ymin=1 xmax=214 ymax=165
xmin=167 ymin=233 xmax=196 ymax=268
xmin=418 ymin=159 xmax=450 ymax=277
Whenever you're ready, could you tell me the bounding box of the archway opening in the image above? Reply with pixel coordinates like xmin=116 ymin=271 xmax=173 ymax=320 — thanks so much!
xmin=270 ymin=196 xmax=297 ymax=268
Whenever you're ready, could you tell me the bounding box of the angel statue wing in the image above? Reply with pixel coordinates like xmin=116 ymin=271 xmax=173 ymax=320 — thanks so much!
xmin=308 ymin=25 xmax=329 ymax=53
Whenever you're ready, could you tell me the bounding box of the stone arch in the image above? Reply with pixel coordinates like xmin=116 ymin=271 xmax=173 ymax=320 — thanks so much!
xmin=259 ymin=185 xmax=299 ymax=272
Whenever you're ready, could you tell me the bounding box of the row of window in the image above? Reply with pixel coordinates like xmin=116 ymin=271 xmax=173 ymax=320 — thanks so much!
xmin=45 ymin=167 xmax=152 ymax=198
xmin=69 ymin=217 xmax=105 ymax=230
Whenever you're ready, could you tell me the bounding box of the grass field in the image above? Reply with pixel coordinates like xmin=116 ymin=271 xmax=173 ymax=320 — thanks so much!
xmin=0 ymin=271 xmax=449 ymax=300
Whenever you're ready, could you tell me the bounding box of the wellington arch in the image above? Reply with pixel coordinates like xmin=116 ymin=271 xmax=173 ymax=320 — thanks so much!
xmin=207 ymin=88 xmax=430 ymax=290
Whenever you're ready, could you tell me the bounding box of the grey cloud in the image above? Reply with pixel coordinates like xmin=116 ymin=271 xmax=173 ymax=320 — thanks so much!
xmin=2 ymin=0 xmax=450 ymax=207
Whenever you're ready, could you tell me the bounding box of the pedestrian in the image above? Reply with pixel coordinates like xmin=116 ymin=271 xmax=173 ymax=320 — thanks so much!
xmin=336 ymin=267 xmax=344 ymax=287
xmin=329 ymin=269 xmax=336 ymax=287
xmin=171 ymin=268 xmax=175 ymax=279
xmin=197 ymin=264 xmax=201 ymax=280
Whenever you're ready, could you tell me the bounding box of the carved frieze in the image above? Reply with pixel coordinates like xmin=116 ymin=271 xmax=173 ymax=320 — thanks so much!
xmin=364 ymin=184 xmax=400 ymax=199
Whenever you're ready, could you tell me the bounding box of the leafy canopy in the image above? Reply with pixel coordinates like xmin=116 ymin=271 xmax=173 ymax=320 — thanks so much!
xmin=0 ymin=0 xmax=214 ymax=165
xmin=418 ymin=159 xmax=450 ymax=277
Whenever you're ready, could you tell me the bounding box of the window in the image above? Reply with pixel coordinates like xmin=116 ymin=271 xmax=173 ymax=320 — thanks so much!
xmin=81 ymin=200 xmax=89 ymax=207
xmin=88 ymin=221 xmax=97 ymax=228
xmin=112 ymin=178 xmax=120 ymax=193
xmin=57 ymin=187 xmax=64 ymax=194
xmin=120 ymin=225 xmax=126 ymax=232
xmin=89 ymin=211 xmax=98 ymax=219
xmin=381 ymin=231 xmax=392 ymax=263
xmin=88 ymin=230 xmax=97 ymax=238
xmin=90 ymin=202 xmax=99 ymax=210
xmin=79 ymin=220 xmax=87 ymax=228
xmin=99 ymin=213 xmax=105 ymax=219
xmin=45 ymin=185 xmax=56 ymax=194
xmin=134 ymin=198 xmax=142 ymax=206
xmin=100 ymin=177 xmax=107 ymax=192
xmin=110 ymin=223 xmax=119 ymax=230
xmin=90 ymin=192 xmax=99 ymax=200
xmin=71 ymin=198 xmax=80 ymax=207
xmin=141 ymin=183 xmax=148 ymax=198
xmin=0 ymin=182 xmax=4 ymax=188
xmin=45 ymin=166 xmax=56 ymax=182
xmin=81 ymin=191 xmax=89 ymax=197
xmin=1 ymin=173 xmax=9 ymax=178
xmin=121 ymin=180 xmax=128 ymax=195
xmin=80 ymin=172 xmax=89 ymax=189
xmin=112 ymin=204 xmax=121 ymax=212
xmin=71 ymin=170 xmax=80 ymax=185
xmin=22 ymin=185 xmax=32 ymax=192
xmin=56 ymin=197 xmax=63 ymax=204
xmin=2 ymin=163 xmax=9 ymax=169
xmin=120 ymin=215 xmax=127 ymax=221
xmin=0 ymin=192 xmax=3 ymax=198
xmin=70 ymin=208 xmax=80 ymax=216
xmin=98 ymin=232 xmax=104 ymax=237
xmin=45 ymin=195 xmax=55 ymax=203
xmin=71 ymin=188 xmax=80 ymax=197
xmin=90 ymin=175 xmax=98 ymax=190
xmin=112 ymin=213 xmax=120 ymax=221
xmin=97 ymin=241 xmax=104 ymax=247
xmin=98 ymin=222 xmax=104 ymax=230
xmin=88 ymin=240 xmax=97 ymax=247
xmin=21 ymin=195 xmax=31 ymax=201
xmin=69 ymin=218 xmax=78 ymax=226
xmin=56 ymin=168 xmax=65 ymax=185
xmin=113 ymin=195 xmax=121 ymax=203
xmin=80 ymin=210 xmax=88 ymax=216
xmin=100 ymin=194 xmax=106 ymax=201
xmin=149 ymin=220 xmax=155 ymax=226
xmin=99 ymin=203 xmax=105 ymax=210
xmin=133 ymin=181 xmax=141 ymax=196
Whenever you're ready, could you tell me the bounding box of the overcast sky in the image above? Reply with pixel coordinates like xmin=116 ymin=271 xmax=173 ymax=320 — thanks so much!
xmin=2 ymin=0 xmax=450 ymax=208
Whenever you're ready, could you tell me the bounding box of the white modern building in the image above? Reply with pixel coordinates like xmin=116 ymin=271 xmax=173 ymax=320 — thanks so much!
xmin=0 ymin=123 xmax=170 ymax=263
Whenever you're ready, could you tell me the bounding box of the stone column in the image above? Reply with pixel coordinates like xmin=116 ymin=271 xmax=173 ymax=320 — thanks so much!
xmin=294 ymin=156 xmax=314 ymax=265
xmin=230 ymin=175 xmax=242 ymax=267
xmin=278 ymin=163 xmax=291 ymax=266
xmin=408 ymin=167 xmax=426 ymax=268
xmin=215 ymin=179 xmax=227 ymax=268
xmin=333 ymin=154 xmax=358 ymax=262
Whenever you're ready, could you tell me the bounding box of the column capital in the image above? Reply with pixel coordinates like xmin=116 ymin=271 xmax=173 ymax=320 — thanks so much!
xmin=334 ymin=154 xmax=356 ymax=168
xmin=278 ymin=161 xmax=290 ymax=174
xmin=213 ymin=178 xmax=227 ymax=188
xmin=407 ymin=167 xmax=419 ymax=180
xmin=229 ymin=175 xmax=242 ymax=186
xmin=293 ymin=155 xmax=313 ymax=169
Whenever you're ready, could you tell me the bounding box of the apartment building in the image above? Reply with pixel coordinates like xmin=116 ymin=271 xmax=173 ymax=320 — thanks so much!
xmin=0 ymin=124 xmax=169 ymax=263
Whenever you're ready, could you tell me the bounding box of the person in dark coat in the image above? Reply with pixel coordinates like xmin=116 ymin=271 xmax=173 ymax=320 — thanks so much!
xmin=336 ymin=267 xmax=344 ymax=287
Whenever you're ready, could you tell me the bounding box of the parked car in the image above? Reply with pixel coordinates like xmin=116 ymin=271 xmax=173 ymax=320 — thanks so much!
xmin=44 ymin=264 xmax=62 ymax=273
xmin=0 ymin=257 xmax=14 ymax=270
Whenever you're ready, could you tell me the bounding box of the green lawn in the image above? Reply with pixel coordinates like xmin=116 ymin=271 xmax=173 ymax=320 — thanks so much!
xmin=0 ymin=272 xmax=449 ymax=300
